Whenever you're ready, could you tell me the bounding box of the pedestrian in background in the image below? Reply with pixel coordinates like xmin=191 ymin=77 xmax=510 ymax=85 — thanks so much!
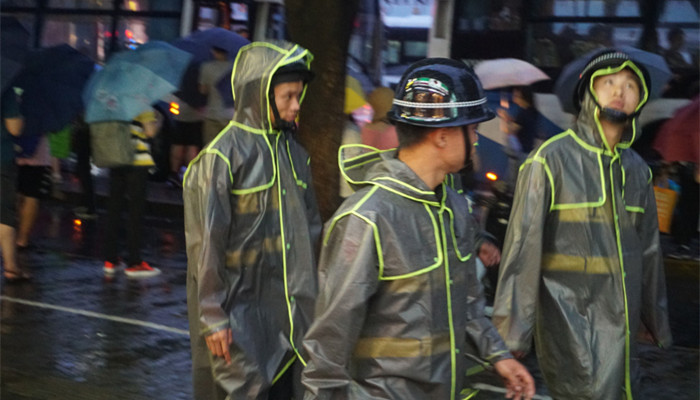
xmin=0 ymin=88 xmax=30 ymax=282
xmin=302 ymin=58 xmax=535 ymax=400
xmin=184 ymin=41 xmax=320 ymax=400
xmin=15 ymin=129 xmax=52 ymax=251
xmin=198 ymin=46 xmax=234 ymax=146
xmin=360 ymin=86 xmax=398 ymax=150
xmin=493 ymin=49 xmax=672 ymax=399
xmin=71 ymin=115 xmax=97 ymax=219
xmin=166 ymin=94 xmax=202 ymax=187
xmin=102 ymin=108 xmax=161 ymax=278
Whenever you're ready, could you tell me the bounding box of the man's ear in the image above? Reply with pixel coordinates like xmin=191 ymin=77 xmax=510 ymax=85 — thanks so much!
xmin=428 ymin=128 xmax=448 ymax=148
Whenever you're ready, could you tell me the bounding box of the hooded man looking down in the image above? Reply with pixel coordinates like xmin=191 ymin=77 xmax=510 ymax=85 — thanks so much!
xmin=492 ymin=49 xmax=673 ymax=399
xmin=184 ymin=41 xmax=321 ymax=400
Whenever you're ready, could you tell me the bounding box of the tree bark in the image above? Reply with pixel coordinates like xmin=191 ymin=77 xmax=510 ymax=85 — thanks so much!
xmin=285 ymin=0 xmax=360 ymax=221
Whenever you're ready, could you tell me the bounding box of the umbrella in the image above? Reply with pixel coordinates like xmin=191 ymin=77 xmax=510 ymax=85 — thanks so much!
xmin=652 ymin=97 xmax=699 ymax=163
xmin=173 ymin=27 xmax=249 ymax=64
xmin=13 ymin=44 xmax=95 ymax=140
xmin=345 ymin=75 xmax=367 ymax=114
xmin=173 ymin=27 xmax=249 ymax=108
xmin=1 ymin=16 xmax=30 ymax=92
xmin=474 ymin=58 xmax=549 ymax=90
xmin=83 ymin=41 xmax=192 ymax=123
xmin=554 ymin=46 xmax=672 ymax=114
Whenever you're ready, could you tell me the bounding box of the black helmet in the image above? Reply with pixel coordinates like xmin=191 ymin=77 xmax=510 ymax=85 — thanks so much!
xmin=388 ymin=58 xmax=495 ymax=128
xmin=574 ymin=49 xmax=650 ymax=120
xmin=270 ymin=59 xmax=315 ymax=87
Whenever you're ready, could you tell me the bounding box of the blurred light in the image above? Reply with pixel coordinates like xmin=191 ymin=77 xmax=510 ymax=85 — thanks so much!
xmin=127 ymin=0 xmax=138 ymax=11
xmin=125 ymin=29 xmax=133 ymax=39
xmin=486 ymin=172 xmax=498 ymax=181
xmin=169 ymin=102 xmax=180 ymax=115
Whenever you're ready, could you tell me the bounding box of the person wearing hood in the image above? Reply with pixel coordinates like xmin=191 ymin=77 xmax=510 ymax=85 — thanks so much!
xmin=492 ymin=49 xmax=673 ymax=399
xmin=183 ymin=41 xmax=321 ymax=400
xmin=302 ymin=58 xmax=535 ymax=400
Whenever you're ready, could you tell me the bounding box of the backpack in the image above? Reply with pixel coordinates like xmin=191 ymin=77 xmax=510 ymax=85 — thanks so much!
xmin=89 ymin=121 xmax=133 ymax=167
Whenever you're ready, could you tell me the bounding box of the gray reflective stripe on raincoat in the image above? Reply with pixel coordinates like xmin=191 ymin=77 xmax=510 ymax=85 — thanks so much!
xmin=302 ymin=146 xmax=510 ymax=400
xmin=492 ymin=89 xmax=672 ymax=400
xmin=183 ymin=41 xmax=321 ymax=399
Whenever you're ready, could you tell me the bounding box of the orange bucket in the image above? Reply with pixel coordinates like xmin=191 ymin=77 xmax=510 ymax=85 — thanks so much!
xmin=654 ymin=186 xmax=678 ymax=234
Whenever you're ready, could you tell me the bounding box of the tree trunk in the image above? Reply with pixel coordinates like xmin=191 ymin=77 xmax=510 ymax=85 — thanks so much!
xmin=285 ymin=0 xmax=360 ymax=221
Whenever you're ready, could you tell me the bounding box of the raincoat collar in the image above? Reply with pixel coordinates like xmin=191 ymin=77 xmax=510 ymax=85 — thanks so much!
xmin=230 ymin=41 xmax=313 ymax=135
xmin=574 ymin=91 xmax=639 ymax=155
xmin=339 ymin=145 xmax=442 ymax=205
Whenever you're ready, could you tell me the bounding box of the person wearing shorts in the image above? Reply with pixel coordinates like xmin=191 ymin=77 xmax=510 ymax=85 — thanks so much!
xmin=15 ymin=135 xmax=52 ymax=250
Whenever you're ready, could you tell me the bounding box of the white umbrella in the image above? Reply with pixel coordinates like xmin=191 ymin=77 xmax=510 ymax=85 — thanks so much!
xmin=474 ymin=58 xmax=550 ymax=90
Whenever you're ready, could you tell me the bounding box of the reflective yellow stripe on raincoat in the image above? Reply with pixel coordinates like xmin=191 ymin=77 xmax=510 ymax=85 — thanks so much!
xmin=493 ymin=91 xmax=672 ymax=400
xmin=302 ymin=146 xmax=511 ymax=400
xmin=183 ymin=41 xmax=321 ymax=399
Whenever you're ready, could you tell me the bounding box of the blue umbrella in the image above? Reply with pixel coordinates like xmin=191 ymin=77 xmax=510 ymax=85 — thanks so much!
xmin=173 ymin=27 xmax=249 ymax=63
xmin=83 ymin=41 xmax=192 ymax=123
xmin=1 ymin=16 xmax=30 ymax=92
xmin=172 ymin=28 xmax=249 ymax=108
xmin=13 ymin=44 xmax=95 ymax=142
xmin=554 ymin=46 xmax=672 ymax=114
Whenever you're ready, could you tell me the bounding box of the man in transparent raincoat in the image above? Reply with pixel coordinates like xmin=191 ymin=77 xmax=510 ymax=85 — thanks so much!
xmin=493 ymin=49 xmax=673 ymax=399
xmin=183 ymin=41 xmax=321 ymax=400
xmin=302 ymin=58 xmax=535 ymax=400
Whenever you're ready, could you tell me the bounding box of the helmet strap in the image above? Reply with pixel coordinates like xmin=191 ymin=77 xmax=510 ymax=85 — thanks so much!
xmin=461 ymin=126 xmax=473 ymax=171
xmin=588 ymin=86 xmax=639 ymax=123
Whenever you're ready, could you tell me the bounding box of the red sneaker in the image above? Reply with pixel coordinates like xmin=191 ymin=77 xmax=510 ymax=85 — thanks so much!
xmin=124 ymin=261 xmax=161 ymax=278
xmin=103 ymin=260 xmax=125 ymax=275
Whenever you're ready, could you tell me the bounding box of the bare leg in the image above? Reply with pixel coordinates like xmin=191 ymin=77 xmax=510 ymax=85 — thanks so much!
xmin=16 ymin=195 xmax=39 ymax=247
xmin=0 ymin=224 xmax=18 ymax=272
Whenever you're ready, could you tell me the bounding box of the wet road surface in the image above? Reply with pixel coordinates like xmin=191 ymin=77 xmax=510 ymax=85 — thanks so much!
xmin=1 ymin=182 xmax=697 ymax=399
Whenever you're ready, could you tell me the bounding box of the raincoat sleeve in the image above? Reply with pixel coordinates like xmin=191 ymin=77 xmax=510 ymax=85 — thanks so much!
xmin=302 ymin=213 xmax=380 ymax=400
xmin=464 ymin=242 xmax=512 ymax=364
xmin=639 ymin=178 xmax=673 ymax=347
xmin=492 ymin=157 xmax=550 ymax=353
xmin=303 ymin=156 xmax=322 ymax=252
xmin=184 ymin=152 xmax=234 ymax=336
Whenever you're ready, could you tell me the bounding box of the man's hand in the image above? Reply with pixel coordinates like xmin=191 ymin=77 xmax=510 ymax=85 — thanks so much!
xmin=493 ymin=358 xmax=535 ymax=400
xmin=478 ymin=241 xmax=501 ymax=267
xmin=205 ymin=328 xmax=233 ymax=365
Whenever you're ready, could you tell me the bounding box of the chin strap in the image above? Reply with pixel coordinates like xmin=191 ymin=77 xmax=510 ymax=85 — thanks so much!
xmin=588 ymin=87 xmax=640 ymax=123
xmin=462 ymin=127 xmax=474 ymax=172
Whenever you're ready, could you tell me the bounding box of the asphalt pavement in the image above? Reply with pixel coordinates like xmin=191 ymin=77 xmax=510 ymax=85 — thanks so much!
xmin=0 ymin=173 xmax=697 ymax=399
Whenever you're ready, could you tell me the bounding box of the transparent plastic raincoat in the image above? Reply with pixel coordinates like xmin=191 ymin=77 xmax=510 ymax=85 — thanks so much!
xmin=183 ymin=41 xmax=321 ymax=399
xmin=302 ymin=147 xmax=511 ymax=400
xmin=493 ymin=67 xmax=672 ymax=399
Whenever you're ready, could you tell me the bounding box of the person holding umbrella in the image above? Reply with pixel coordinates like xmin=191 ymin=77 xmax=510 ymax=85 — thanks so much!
xmin=492 ymin=49 xmax=673 ymax=399
xmin=183 ymin=41 xmax=321 ymax=400
xmin=198 ymin=46 xmax=234 ymax=146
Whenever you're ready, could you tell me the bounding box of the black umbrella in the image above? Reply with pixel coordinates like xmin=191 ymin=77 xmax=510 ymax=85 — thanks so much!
xmin=554 ymin=46 xmax=672 ymax=114
xmin=14 ymin=45 xmax=95 ymax=143
xmin=172 ymin=27 xmax=249 ymax=108
xmin=1 ymin=16 xmax=31 ymax=92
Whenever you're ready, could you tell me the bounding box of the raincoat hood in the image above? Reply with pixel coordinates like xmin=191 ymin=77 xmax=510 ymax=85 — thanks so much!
xmin=230 ymin=40 xmax=313 ymax=132
xmin=338 ymin=144 xmax=438 ymax=203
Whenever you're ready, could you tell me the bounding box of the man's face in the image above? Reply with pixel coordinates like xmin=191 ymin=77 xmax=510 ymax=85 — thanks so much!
xmin=270 ymin=81 xmax=304 ymax=124
xmin=592 ymin=69 xmax=641 ymax=117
